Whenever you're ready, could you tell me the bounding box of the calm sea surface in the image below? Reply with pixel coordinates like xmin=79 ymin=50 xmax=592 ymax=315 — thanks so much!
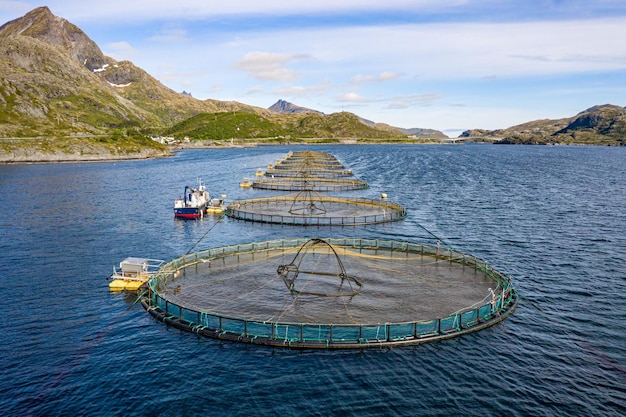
xmin=1 ymin=144 xmax=624 ymax=416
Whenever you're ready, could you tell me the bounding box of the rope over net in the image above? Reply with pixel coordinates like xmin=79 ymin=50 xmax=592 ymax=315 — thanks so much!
xmin=288 ymin=190 xmax=328 ymax=216
xmin=278 ymin=238 xmax=362 ymax=297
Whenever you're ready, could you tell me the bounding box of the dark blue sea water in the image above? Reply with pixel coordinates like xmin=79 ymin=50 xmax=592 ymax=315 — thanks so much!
xmin=1 ymin=144 xmax=624 ymax=416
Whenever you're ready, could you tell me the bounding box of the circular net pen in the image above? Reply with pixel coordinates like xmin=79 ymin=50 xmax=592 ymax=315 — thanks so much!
xmin=265 ymin=167 xmax=353 ymax=178
xmin=281 ymin=150 xmax=339 ymax=163
xmin=252 ymin=174 xmax=369 ymax=192
xmin=273 ymin=159 xmax=346 ymax=170
xmin=141 ymin=238 xmax=518 ymax=349
xmin=267 ymin=150 xmax=348 ymax=173
xmin=225 ymin=191 xmax=406 ymax=225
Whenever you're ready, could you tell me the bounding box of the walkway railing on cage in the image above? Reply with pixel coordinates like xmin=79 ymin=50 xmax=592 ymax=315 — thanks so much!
xmin=143 ymin=238 xmax=518 ymax=349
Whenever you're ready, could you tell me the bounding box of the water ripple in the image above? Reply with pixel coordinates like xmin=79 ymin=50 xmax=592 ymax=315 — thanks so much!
xmin=1 ymin=145 xmax=625 ymax=416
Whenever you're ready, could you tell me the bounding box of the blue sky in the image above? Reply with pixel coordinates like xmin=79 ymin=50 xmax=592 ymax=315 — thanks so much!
xmin=2 ymin=1 xmax=626 ymax=136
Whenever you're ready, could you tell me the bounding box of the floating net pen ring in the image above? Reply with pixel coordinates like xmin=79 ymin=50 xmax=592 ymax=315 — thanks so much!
xmin=141 ymin=237 xmax=519 ymax=349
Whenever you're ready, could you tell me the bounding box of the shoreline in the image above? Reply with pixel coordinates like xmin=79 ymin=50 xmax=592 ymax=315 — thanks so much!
xmin=2 ymin=139 xmax=619 ymax=164
xmin=0 ymin=140 xmax=357 ymax=164
xmin=0 ymin=150 xmax=177 ymax=165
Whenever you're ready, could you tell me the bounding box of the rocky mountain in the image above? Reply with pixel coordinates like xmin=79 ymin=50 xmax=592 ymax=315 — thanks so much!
xmin=460 ymin=105 xmax=625 ymax=146
xmin=0 ymin=6 xmax=268 ymax=140
xmin=397 ymin=127 xmax=448 ymax=139
xmin=268 ymin=99 xmax=323 ymax=115
xmin=0 ymin=32 xmax=155 ymax=136
xmin=97 ymin=59 xmax=264 ymax=125
xmin=269 ymin=99 xmax=448 ymax=138
xmin=0 ymin=6 xmax=108 ymax=71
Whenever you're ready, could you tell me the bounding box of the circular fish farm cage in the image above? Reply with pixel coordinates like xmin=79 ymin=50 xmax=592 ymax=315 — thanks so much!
xmin=265 ymin=150 xmax=346 ymax=173
xmin=252 ymin=174 xmax=369 ymax=192
xmin=225 ymin=191 xmax=406 ymax=226
xmin=141 ymin=238 xmax=518 ymax=349
xmin=264 ymin=167 xmax=353 ymax=178
xmin=255 ymin=150 xmax=366 ymax=191
xmin=273 ymin=157 xmax=345 ymax=169
xmin=268 ymin=161 xmax=347 ymax=173
xmin=279 ymin=150 xmax=341 ymax=164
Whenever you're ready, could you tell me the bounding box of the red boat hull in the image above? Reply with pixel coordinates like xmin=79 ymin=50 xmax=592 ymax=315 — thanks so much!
xmin=174 ymin=207 xmax=204 ymax=219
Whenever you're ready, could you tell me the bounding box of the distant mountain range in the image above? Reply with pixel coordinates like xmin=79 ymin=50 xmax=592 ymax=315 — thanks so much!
xmin=0 ymin=6 xmax=623 ymax=161
xmin=266 ymin=99 xmax=444 ymax=138
xmin=459 ymin=104 xmax=626 ymax=145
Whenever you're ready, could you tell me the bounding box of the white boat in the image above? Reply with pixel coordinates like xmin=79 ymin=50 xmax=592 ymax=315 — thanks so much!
xmin=109 ymin=257 xmax=164 ymax=291
xmin=174 ymin=178 xmax=210 ymax=219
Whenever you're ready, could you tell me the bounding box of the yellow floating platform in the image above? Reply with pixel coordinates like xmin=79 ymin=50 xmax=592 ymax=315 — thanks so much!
xmin=109 ymin=278 xmax=148 ymax=291
xmin=108 ymin=257 xmax=164 ymax=292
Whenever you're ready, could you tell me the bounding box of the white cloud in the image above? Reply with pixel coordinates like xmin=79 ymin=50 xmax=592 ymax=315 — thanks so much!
xmin=149 ymin=25 xmax=189 ymax=43
xmin=212 ymin=17 xmax=626 ymax=91
xmin=104 ymin=41 xmax=136 ymax=61
xmin=334 ymin=91 xmax=443 ymax=109
xmin=202 ymin=84 xmax=224 ymax=95
xmin=245 ymin=86 xmax=264 ymax=95
xmin=386 ymin=93 xmax=445 ymax=109
xmin=274 ymin=82 xmax=333 ymax=97
xmin=233 ymin=52 xmax=311 ymax=81
xmin=317 ymin=19 xmax=626 ymax=80
xmin=350 ymin=72 xmax=401 ymax=84
xmin=336 ymin=92 xmax=370 ymax=103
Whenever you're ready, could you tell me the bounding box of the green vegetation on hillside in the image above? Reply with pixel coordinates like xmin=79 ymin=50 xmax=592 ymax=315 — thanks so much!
xmin=291 ymin=112 xmax=402 ymax=138
xmin=164 ymin=111 xmax=406 ymax=142
xmin=164 ymin=112 xmax=288 ymax=140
